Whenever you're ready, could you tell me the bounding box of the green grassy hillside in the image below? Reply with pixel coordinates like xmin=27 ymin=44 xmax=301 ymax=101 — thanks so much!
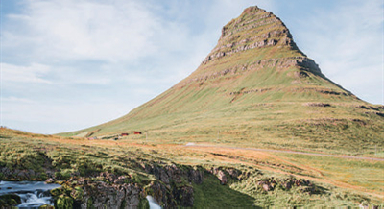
xmin=2 ymin=6 xmax=384 ymax=208
xmin=1 ymin=128 xmax=383 ymax=207
xmin=63 ymin=6 xmax=384 ymax=156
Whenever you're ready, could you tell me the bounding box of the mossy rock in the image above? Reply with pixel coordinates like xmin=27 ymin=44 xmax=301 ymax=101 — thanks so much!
xmin=138 ymin=198 xmax=150 ymax=209
xmin=56 ymin=195 xmax=74 ymax=209
xmin=50 ymin=187 xmax=63 ymax=196
xmin=38 ymin=204 xmax=55 ymax=209
xmin=0 ymin=194 xmax=21 ymax=206
xmin=86 ymin=197 xmax=96 ymax=209
xmin=70 ymin=186 xmax=84 ymax=201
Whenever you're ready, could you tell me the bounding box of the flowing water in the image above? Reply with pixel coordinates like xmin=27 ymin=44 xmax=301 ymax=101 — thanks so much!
xmin=0 ymin=181 xmax=60 ymax=208
xmin=146 ymin=195 xmax=162 ymax=209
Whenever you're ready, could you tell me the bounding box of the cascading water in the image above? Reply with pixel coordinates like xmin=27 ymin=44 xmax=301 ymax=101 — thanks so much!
xmin=17 ymin=190 xmax=54 ymax=208
xmin=0 ymin=181 xmax=60 ymax=208
xmin=146 ymin=196 xmax=161 ymax=209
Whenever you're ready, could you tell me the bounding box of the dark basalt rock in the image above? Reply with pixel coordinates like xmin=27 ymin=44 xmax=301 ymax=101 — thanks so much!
xmin=0 ymin=194 xmax=21 ymax=206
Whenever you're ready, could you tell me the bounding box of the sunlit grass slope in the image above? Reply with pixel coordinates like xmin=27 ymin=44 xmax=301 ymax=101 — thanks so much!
xmin=1 ymin=127 xmax=383 ymax=207
xmin=63 ymin=6 xmax=384 ymax=156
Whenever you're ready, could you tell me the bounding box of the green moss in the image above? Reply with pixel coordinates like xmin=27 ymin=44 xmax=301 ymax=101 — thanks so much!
xmin=0 ymin=194 xmax=21 ymax=206
xmin=56 ymin=195 xmax=74 ymax=209
xmin=50 ymin=187 xmax=63 ymax=197
xmin=55 ymin=169 xmax=73 ymax=180
xmin=138 ymin=198 xmax=150 ymax=209
xmin=38 ymin=204 xmax=55 ymax=209
xmin=70 ymin=186 xmax=84 ymax=201
xmin=87 ymin=197 xmax=95 ymax=209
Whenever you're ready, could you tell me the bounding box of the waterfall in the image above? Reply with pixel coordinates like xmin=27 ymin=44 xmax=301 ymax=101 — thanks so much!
xmin=0 ymin=181 xmax=60 ymax=208
xmin=146 ymin=195 xmax=162 ymax=209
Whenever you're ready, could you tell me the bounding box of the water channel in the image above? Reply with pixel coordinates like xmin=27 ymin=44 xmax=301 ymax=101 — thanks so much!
xmin=0 ymin=181 xmax=60 ymax=208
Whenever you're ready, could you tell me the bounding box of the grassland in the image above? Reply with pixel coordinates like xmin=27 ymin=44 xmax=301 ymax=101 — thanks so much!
xmin=1 ymin=127 xmax=383 ymax=207
xmin=2 ymin=6 xmax=384 ymax=208
xmin=60 ymin=6 xmax=384 ymax=162
xmin=65 ymin=41 xmax=384 ymax=157
xmin=67 ymin=100 xmax=384 ymax=157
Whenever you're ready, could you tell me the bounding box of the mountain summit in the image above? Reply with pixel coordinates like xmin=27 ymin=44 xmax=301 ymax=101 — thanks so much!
xmin=72 ymin=6 xmax=383 ymax=154
xmin=177 ymin=6 xmax=350 ymax=99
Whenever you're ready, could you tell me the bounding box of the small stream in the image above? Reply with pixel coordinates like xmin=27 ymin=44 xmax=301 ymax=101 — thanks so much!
xmin=0 ymin=181 xmax=60 ymax=208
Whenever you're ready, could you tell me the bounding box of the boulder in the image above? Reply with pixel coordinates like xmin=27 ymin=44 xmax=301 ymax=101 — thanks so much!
xmin=0 ymin=194 xmax=21 ymax=206
xmin=217 ymin=170 xmax=228 ymax=185
xmin=262 ymin=183 xmax=271 ymax=192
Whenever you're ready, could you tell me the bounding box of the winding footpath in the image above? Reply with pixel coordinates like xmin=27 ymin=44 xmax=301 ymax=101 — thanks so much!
xmin=185 ymin=143 xmax=384 ymax=161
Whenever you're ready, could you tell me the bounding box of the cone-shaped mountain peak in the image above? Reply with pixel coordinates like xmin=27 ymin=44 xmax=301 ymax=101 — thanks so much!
xmin=73 ymin=6 xmax=374 ymax=140
xmin=206 ymin=6 xmax=303 ymax=64
xmin=179 ymin=6 xmax=327 ymax=87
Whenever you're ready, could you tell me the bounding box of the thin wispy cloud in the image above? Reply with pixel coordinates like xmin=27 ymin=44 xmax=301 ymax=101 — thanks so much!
xmin=2 ymin=63 xmax=52 ymax=84
xmin=2 ymin=97 xmax=36 ymax=104
xmin=3 ymin=0 xmax=160 ymax=62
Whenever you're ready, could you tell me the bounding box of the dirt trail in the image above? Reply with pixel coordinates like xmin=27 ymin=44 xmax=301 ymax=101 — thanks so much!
xmin=45 ymin=136 xmax=383 ymax=199
xmin=184 ymin=144 xmax=384 ymax=200
xmin=185 ymin=144 xmax=384 ymax=161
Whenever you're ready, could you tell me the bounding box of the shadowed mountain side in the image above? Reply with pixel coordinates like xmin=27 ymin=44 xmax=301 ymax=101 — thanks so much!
xmin=64 ymin=6 xmax=384 ymax=155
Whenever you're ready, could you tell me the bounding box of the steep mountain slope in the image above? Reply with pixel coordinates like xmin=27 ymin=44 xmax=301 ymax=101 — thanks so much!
xmin=2 ymin=6 xmax=383 ymax=208
xmin=70 ymin=6 xmax=384 ymax=154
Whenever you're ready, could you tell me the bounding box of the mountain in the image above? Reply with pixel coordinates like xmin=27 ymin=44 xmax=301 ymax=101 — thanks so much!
xmin=2 ymin=6 xmax=384 ymax=208
xmin=68 ymin=6 xmax=384 ymax=155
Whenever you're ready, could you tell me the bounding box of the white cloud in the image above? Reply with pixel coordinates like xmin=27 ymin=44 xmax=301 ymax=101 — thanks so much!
xmin=2 ymin=0 xmax=382 ymax=134
xmin=292 ymin=0 xmax=383 ymax=104
xmin=1 ymin=62 xmax=52 ymax=84
xmin=1 ymin=62 xmax=111 ymax=85
xmin=3 ymin=0 xmax=160 ymax=62
xmin=1 ymin=96 xmax=36 ymax=104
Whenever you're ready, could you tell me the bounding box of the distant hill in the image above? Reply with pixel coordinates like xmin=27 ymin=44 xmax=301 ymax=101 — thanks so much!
xmin=66 ymin=6 xmax=384 ymax=155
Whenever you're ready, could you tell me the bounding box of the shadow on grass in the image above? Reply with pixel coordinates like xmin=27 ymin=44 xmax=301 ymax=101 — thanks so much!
xmin=193 ymin=175 xmax=260 ymax=208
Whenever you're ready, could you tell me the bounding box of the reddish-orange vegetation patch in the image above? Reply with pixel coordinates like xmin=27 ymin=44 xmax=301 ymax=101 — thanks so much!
xmin=3 ymin=128 xmax=381 ymax=201
xmin=180 ymin=145 xmax=384 ymax=200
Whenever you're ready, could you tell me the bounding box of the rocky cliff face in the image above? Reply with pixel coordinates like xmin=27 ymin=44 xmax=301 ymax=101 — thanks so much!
xmin=0 ymin=162 xmax=200 ymax=208
xmin=181 ymin=6 xmax=320 ymax=84
xmin=180 ymin=57 xmax=325 ymax=86
xmin=49 ymin=162 xmax=205 ymax=208
xmin=203 ymin=6 xmax=301 ymax=64
xmin=0 ymin=160 xmax=329 ymax=208
xmin=50 ymin=164 xmax=327 ymax=208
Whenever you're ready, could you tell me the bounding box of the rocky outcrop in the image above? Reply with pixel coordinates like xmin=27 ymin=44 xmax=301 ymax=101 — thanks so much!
xmin=1 ymin=168 xmax=54 ymax=180
xmin=81 ymin=180 xmax=141 ymax=208
xmin=208 ymin=167 xmax=242 ymax=185
xmin=142 ymin=162 xmax=204 ymax=207
xmin=0 ymin=162 xmax=55 ymax=180
xmin=0 ymin=194 xmax=21 ymax=207
xmin=45 ymin=162 xmax=205 ymax=208
xmin=201 ymin=6 xmax=301 ymax=65
xmin=0 ymin=150 xmax=206 ymax=208
xmin=303 ymin=103 xmax=331 ymax=107
xmin=49 ymin=175 xmax=143 ymax=209
xmin=180 ymin=57 xmax=323 ymax=87
xmin=229 ymin=87 xmax=273 ymax=96
xmin=142 ymin=163 xmax=204 ymax=185
xmin=256 ymin=177 xmax=320 ymax=195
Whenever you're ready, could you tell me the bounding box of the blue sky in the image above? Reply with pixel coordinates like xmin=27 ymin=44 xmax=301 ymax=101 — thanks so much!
xmin=1 ymin=0 xmax=383 ymax=134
